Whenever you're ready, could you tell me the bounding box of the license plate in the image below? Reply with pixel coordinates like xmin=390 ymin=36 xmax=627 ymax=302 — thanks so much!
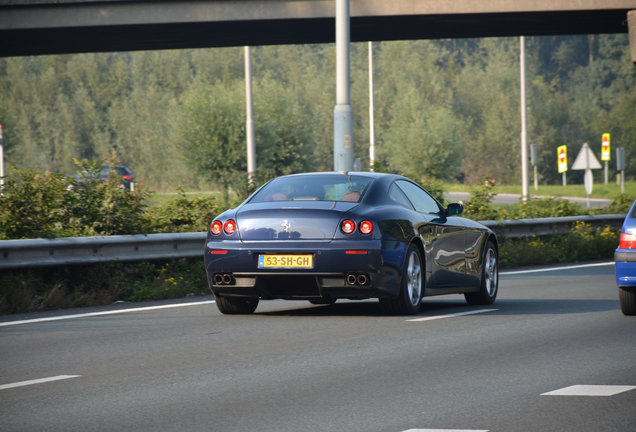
xmin=258 ymin=254 xmax=313 ymax=269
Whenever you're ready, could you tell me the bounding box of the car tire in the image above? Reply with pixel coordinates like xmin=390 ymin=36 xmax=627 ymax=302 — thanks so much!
xmin=379 ymin=243 xmax=423 ymax=315
xmin=214 ymin=294 xmax=259 ymax=314
xmin=618 ymin=286 xmax=636 ymax=315
xmin=465 ymin=240 xmax=498 ymax=305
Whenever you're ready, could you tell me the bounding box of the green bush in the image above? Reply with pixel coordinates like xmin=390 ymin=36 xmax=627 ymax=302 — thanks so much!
xmin=0 ymin=161 xmax=152 ymax=239
xmin=602 ymin=194 xmax=635 ymax=214
xmin=463 ymin=177 xmax=499 ymax=220
xmin=499 ymin=222 xmax=619 ymax=268
xmin=146 ymin=187 xmax=219 ymax=233
xmin=0 ymin=169 xmax=69 ymax=239
xmin=501 ymin=197 xmax=588 ymax=219
xmin=0 ymin=258 xmax=208 ymax=314
xmin=65 ymin=159 xmax=152 ymax=236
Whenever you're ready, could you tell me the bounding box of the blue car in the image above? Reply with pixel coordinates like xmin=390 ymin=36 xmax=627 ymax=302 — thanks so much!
xmin=204 ymin=172 xmax=498 ymax=315
xmin=615 ymin=200 xmax=636 ymax=315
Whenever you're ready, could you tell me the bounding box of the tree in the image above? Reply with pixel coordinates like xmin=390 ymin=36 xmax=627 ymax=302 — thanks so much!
xmin=177 ymin=80 xmax=246 ymax=191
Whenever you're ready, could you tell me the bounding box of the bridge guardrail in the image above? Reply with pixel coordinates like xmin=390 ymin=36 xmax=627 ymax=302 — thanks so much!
xmin=0 ymin=215 xmax=626 ymax=269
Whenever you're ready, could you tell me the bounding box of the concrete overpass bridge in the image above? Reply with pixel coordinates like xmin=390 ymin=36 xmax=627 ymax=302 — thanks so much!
xmin=1 ymin=1 xmax=635 ymax=58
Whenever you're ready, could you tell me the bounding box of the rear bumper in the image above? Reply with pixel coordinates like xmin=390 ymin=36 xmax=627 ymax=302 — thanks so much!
xmin=615 ymin=249 xmax=636 ymax=287
xmin=204 ymin=239 xmax=404 ymax=299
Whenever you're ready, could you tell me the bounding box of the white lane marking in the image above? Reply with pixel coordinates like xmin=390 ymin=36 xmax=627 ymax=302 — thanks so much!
xmin=541 ymin=385 xmax=636 ymax=397
xmin=0 ymin=375 xmax=81 ymax=391
xmin=402 ymin=429 xmax=489 ymax=432
xmin=0 ymin=300 xmax=216 ymax=327
xmin=501 ymin=261 xmax=613 ymax=275
xmin=407 ymin=309 xmax=497 ymax=322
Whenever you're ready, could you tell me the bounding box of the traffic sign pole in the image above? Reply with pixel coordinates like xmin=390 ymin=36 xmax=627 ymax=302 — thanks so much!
xmin=571 ymin=142 xmax=602 ymax=208
xmin=557 ymin=145 xmax=568 ymax=186
xmin=601 ymin=133 xmax=610 ymax=184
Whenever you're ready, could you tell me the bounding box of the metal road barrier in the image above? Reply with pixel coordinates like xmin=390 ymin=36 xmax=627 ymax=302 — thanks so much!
xmin=480 ymin=214 xmax=626 ymax=238
xmin=0 ymin=232 xmax=207 ymax=269
xmin=0 ymin=215 xmax=626 ymax=269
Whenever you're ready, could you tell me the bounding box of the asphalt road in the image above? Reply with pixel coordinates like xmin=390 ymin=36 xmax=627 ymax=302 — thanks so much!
xmin=1 ymin=262 xmax=634 ymax=432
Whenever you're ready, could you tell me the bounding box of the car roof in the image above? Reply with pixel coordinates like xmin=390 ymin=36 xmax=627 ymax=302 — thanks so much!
xmin=275 ymin=171 xmax=401 ymax=180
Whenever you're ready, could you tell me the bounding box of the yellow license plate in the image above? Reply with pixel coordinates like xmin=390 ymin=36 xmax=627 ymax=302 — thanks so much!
xmin=258 ymin=254 xmax=313 ymax=269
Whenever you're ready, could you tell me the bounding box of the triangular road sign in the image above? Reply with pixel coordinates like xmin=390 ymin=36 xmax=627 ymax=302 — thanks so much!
xmin=571 ymin=143 xmax=602 ymax=170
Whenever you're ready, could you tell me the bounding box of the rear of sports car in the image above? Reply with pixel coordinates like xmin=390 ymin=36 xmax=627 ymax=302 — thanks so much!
xmin=615 ymin=200 xmax=636 ymax=315
xmin=204 ymin=174 xmax=399 ymax=312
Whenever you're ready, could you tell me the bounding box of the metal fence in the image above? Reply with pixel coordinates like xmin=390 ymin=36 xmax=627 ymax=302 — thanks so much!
xmin=0 ymin=215 xmax=626 ymax=269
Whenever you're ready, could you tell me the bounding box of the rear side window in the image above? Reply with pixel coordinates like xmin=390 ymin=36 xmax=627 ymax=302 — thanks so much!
xmin=395 ymin=180 xmax=441 ymax=214
xmin=389 ymin=184 xmax=414 ymax=210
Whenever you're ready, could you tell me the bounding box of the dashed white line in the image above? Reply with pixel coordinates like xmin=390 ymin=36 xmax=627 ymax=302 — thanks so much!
xmin=402 ymin=429 xmax=489 ymax=432
xmin=0 ymin=375 xmax=81 ymax=391
xmin=407 ymin=309 xmax=497 ymax=322
xmin=541 ymin=385 xmax=636 ymax=397
xmin=0 ymin=300 xmax=216 ymax=327
xmin=500 ymin=261 xmax=613 ymax=275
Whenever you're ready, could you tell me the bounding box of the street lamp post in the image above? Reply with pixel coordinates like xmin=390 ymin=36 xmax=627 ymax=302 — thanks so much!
xmin=520 ymin=36 xmax=529 ymax=202
xmin=244 ymin=46 xmax=256 ymax=187
xmin=333 ymin=0 xmax=353 ymax=172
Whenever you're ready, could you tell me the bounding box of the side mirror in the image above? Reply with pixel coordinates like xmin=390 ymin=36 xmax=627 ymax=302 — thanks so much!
xmin=446 ymin=203 xmax=464 ymax=216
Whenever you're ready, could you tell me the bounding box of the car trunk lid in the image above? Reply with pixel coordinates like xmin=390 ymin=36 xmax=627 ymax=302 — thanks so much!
xmin=236 ymin=202 xmax=357 ymax=241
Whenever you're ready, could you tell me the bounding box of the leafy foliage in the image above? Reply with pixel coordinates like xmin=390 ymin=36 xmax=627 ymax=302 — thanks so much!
xmin=1 ymin=36 xmax=634 ymax=190
xmin=0 ymin=258 xmax=207 ymax=314
xmin=463 ymin=177 xmax=499 ymax=220
xmin=499 ymin=222 xmax=619 ymax=267
xmin=0 ymin=161 xmax=226 ymax=239
xmin=146 ymin=187 xmax=219 ymax=233
xmin=0 ymin=168 xmax=68 ymax=239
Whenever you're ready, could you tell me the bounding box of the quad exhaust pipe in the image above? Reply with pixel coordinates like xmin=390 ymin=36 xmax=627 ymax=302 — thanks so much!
xmin=346 ymin=273 xmax=369 ymax=286
xmin=213 ymin=273 xmax=233 ymax=285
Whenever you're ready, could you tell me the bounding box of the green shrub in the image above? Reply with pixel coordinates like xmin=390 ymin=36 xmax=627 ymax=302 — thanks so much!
xmin=146 ymin=187 xmax=219 ymax=233
xmin=498 ymin=222 xmax=619 ymax=268
xmin=0 ymin=161 xmax=153 ymax=239
xmin=463 ymin=177 xmax=499 ymax=220
xmin=0 ymin=168 xmax=69 ymax=239
xmin=602 ymin=194 xmax=635 ymax=214
xmin=0 ymin=258 xmax=208 ymax=314
xmin=66 ymin=159 xmax=152 ymax=236
xmin=501 ymin=197 xmax=587 ymax=219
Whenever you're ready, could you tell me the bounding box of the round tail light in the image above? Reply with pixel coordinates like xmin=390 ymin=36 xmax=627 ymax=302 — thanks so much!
xmin=341 ymin=219 xmax=356 ymax=234
xmin=359 ymin=220 xmax=374 ymax=235
xmin=211 ymin=220 xmax=223 ymax=235
xmin=224 ymin=219 xmax=237 ymax=235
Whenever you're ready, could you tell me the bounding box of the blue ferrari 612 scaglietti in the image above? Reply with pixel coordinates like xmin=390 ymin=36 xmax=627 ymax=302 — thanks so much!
xmin=204 ymin=172 xmax=498 ymax=315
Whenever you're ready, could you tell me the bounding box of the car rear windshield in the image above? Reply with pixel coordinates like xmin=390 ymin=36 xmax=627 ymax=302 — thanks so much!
xmin=249 ymin=174 xmax=374 ymax=203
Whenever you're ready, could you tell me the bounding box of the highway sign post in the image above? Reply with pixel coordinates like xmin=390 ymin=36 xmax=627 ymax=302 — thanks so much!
xmin=571 ymin=142 xmax=602 ymax=208
xmin=617 ymin=147 xmax=625 ymax=194
xmin=601 ymin=133 xmax=610 ymax=184
xmin=530 ymin=143 xmax=538 ymax=190
xmin=557 ymin=145 xmax=568 ymax=186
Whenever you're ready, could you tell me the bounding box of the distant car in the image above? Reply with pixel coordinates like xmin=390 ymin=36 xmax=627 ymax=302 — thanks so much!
xmin=72 ymin=165 xmax=135 ymax=190
xmin=614 ymin=200 xmax=636 ymax=315
xmin=204 ymin=171 xmax=499 ymax=315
